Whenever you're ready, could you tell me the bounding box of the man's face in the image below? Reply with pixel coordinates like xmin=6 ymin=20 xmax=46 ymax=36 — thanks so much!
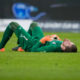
xmin=62 ymin=39 xmax=74 ymax=48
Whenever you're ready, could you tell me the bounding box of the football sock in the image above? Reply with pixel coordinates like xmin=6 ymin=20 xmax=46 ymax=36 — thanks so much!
xmin=0 ymin=22 xmax=19 ymax=49
xmin=0 ymin=25 xmax=13 ymax=49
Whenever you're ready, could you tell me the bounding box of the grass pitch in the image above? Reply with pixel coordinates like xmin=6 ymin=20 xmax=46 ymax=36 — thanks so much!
xmin=0 ymin=32 xmax=80 ymax=80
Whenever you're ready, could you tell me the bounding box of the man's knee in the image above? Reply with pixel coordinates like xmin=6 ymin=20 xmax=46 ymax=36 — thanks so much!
xmin=9 ymin=22 xmax=20 ymax=31
xmin=30 ymin=22 xmax=38 ymax=28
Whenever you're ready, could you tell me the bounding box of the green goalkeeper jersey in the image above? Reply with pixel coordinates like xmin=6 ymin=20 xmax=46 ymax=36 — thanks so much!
xmin=25 ymin=39 xmax=63 ymax=52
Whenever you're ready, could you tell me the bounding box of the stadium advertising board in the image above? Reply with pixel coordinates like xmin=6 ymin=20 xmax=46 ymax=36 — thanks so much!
xmin=0 ymin=19 xmax=32 ymax=32
xmin=0 ymin=19 xmax=80 ymax=32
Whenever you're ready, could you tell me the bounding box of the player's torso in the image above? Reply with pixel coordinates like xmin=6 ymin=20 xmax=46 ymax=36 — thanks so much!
xmin=45 ymin=40 xmax=63 ymax=52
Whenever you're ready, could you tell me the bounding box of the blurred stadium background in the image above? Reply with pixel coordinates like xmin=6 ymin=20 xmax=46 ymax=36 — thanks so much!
xmin=0 ymin=0 xmax=80 ymax=32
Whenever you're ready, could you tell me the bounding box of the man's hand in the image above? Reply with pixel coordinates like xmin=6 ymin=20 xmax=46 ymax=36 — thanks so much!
xmin=51 ymin=34 xmax=62 ymax=41
xmin=40 ymin=34 xmax=62 ymax=44
xmin=40 ymin=35 xmax=53 ymax=44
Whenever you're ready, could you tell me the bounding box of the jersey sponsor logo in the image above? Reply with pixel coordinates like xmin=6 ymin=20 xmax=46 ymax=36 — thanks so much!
xmin=52 ymin=42 xmax=56 ymax=44
xmin=20 ymin=34 xmax=28 ymax=40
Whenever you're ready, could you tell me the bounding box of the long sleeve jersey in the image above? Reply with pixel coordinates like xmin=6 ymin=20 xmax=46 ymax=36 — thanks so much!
xmin=30 ymin=40 xmax=63 ymax=52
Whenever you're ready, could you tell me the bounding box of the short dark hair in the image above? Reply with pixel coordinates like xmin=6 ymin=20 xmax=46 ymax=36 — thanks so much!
xmin=64 ymin=44 xmax=77 ymax=52
xmin=71 ymin=44 xmax=77 ymax=52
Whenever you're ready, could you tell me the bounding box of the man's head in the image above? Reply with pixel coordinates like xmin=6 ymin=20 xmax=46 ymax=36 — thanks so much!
xmin=61 ymin=39 xmax=77 ymax=52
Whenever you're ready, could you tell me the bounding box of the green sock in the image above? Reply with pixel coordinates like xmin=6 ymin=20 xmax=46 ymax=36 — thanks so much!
xmin=0 ymin=25 xmax=13 ymax=49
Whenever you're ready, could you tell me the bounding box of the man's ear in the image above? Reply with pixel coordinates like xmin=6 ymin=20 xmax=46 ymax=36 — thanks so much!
xmin=61 ymin=44 xmax=66 ymax=51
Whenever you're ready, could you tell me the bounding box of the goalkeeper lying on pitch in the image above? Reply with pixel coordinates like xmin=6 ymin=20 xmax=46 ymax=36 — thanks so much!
xmin=0 ymin=22 xmax=77 ymax=52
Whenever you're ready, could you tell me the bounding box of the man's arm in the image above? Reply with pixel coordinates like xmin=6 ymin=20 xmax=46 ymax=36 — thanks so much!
xmin=31 ymin=42 xmax=57 ymax=52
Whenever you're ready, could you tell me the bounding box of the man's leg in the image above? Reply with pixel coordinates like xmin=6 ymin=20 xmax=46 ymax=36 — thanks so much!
xmin=28 ymin=22 xmax=44 ymax=40
xmin=14 ymin=22 xmax=43 ymax=44
xmin=0 ymin=23 xmax=14 ymax=49
xmin=0 ymin=22 xmax=31 ymax=51
xmin=12 ymin=22 xmax=44 ymax=51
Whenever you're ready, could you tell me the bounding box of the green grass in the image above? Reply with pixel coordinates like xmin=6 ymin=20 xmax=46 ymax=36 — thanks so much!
xmin=0 ymin=32 xmax=80 ymax=80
